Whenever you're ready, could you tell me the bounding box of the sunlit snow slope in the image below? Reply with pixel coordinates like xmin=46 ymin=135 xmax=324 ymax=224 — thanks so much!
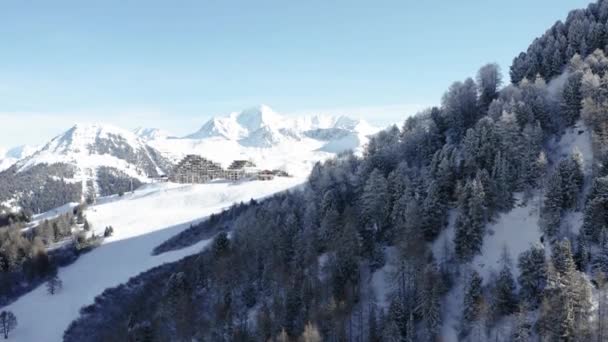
xmin=4 ymin=176 xmax=305 ymax=342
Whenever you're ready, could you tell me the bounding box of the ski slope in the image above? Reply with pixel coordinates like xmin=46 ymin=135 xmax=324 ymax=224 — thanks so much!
xmin=4 ymin=177 xmax=305 ymax=342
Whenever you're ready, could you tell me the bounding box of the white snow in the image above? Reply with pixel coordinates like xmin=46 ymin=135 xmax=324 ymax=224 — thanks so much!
xmin=4 ymin=176 xmax=306 ymax=342
xmin=150 ymin=135 xmax=341 ymax=178
xmin=432 ymin=197 xmax=543 ymax=341
xmin=148 ymin=105 xmax=379 ymax=177
xmin=0 ymin=144 xmax=39 ymax=172
xmin=169 ymin=105 xmax=379 ymax=173
xmin=17 ymin=123 xmax=154 ymax=177
xmin=370 ymin=247 xmax=398 ymax=309
xmin=133 ymin=127 xmax=172 ymax=142
xmin=472 ymin=195 xmax=543 ymax=282
xmin=551 ymin=120 xmax=593 ymax=175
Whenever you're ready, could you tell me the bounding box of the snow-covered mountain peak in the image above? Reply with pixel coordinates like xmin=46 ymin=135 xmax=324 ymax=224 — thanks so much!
xmin=5 ymin=145 xmax=39 ymax=159
xmin=234 ymin=104 xmax=286 ymax=132
xmin=14 ymin=123 xmax=169 ymax=182
xmin=184 ymin=105 xmax=379 ymax=148
xmin=40 ymin=123 xmax=144 ymax=156
xmin=133 ymin=127 xmax=171 ymax=141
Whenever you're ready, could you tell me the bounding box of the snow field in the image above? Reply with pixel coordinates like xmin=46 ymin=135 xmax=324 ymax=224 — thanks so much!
xmin=4 ymin=176 xmax=305 ymax=342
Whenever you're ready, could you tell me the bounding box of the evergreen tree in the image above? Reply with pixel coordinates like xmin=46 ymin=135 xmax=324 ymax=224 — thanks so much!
xmin=420 ymin=180 xmax=448 ymax=241
xmin=46 ymin=273 xmax=63 ymax=295
xmin=360 ymin=168 xmax=389 ymax=230
xmin=492 ymin=248 xmax=518 ymax=317
xmin=454 ymin=178 xmax=486 ymax=261
xmin=368 ymin=305 xmax=380 ymax=342
xmin=583 ymin=178 xmax=608 ymax=242
xmin=212 ymin=232 xmax=230 ymax=258
xmin=103 ymin=226 xmax=114 ymax=237
xmin=541 ymin=168 xmax=564 ymax=237
xmin=128 ymin=320 xmax=154 ymax=342
xmin=163 ymin=272 xmax=195 ymax=340
xmin=511 ymin=306 xmax=531 ymax=342
xmin=561 ymin=71 xmax=583 ymax=127
xmin=0 ymin=311 xmax=16 ymax=340
xmin=517 ymin=245 xmax=547 ymax=308
xmin=477 ymin=63 xmax=503 ymax=113
xmin=461 ymin=270 xmax=484 ymax=337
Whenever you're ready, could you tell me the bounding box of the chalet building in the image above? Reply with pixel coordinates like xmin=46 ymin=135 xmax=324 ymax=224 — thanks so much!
xmin=170 ymin=155 xmax=224 ymax=183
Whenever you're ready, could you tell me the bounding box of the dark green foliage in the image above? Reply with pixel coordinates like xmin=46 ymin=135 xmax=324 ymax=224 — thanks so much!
xmin=541 ymin=153 xmax=584 ymax=237
xmin=510 ymin=1 xmax=608 ymax=83
xmin=492 ymin=263 xmax=518 ymax=317
xmin=583 ymin=177 xmax=608 ymax=242
xmin=97 ymin=166 xmax=143 ymax=197
xmin=561 ymin=71 xmax=584 ymax=126
xmin=0 ymin=210 xmax=30 ymax=228
xmin=461 ymin=270 xmax=484 ymax=336
xmin=212 ymin=232 xmax=230 ymax=258
xmin=518 ymin=245 xmax=547 ymax=308
xmin=477 ymin=63 xmax=502 ymax=113
xmin=454 ymin=177 xmax=486 ymax=261
xmin=0 ymin=163 xmax=81 ymax=214
xmin=103 ymin=226 xmax=114 ymax=237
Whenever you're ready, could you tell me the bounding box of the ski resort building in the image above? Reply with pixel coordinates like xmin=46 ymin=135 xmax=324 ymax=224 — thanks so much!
xmin=225 ymin=160 xmax=259 ymax=181
xmin=170 ymin=155 xmax=287 ymax=184
xmin=170 ymin=155 xmax=224 ymax=183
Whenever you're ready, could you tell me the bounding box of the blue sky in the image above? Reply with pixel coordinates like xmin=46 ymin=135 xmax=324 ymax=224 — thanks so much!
xmin=0 ymin=0 xmax=592 ymax=147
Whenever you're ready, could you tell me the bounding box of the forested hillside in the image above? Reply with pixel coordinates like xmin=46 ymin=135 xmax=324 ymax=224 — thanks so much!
xmin=64 ymin=1 xmax=608 ymax=341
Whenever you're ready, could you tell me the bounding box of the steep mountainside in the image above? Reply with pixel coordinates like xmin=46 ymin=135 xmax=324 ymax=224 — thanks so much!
xmin=62 ymin=1 xmax=608 ymax=342
xmin=0 ymin=124 xmax=171 ymax=213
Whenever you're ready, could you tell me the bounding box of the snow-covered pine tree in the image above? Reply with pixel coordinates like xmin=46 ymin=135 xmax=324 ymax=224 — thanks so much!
xmin=361 ymin=168 xmax=389 ymax=231
xmin=421 ymin=180 xmax=448 ymax=241
xmin=541 ymin=168 xmax=564 ymax=237
xmin=558 ymin=152 xmax=584 ymax=210
xmin=477 ymin=63 xmax=502 ymax=114
xmin=517 ymin=245 xmax=547 ymax=308
xmin=511 ymin=306 xmax=532 ymax=342
xmin=454 ymin=177 xmax=486 ymax=261
xmin=492 ymin=248 xmax=518 ymax=317
xmin=461 ymin=270 xmax=484 ymax=337
xmin=561 ymin=71 xmax=583 ymax=127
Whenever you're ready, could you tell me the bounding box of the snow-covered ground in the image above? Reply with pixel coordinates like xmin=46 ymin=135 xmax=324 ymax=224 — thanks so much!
xmin=0 ymin=144 xmax=39 ymax=172
xmin=146 ymin=105 xmax=379 ymax=177
xmin=4 ymin=176 xmax=305 ymax=342
xmin=149 ymin=136 xmax=339 ymax=178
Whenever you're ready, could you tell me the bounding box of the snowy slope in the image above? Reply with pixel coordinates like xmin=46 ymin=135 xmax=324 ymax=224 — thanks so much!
xmin=0 ymin=144 xmax=39 ymax=172
xmin=149 ymin=105 xmax=379 ymax=176
xmin=17 ymin=123 xmax=167 ymax=177
xmin=133 ymin=127 xmax=172 ymax=142
xmin=431 ymin=121 xmax=595 ymax=342
xmin=4 ymin=176 xmax=306 ymax=342
xmin=8 ymin=123 xmax=171 ymax=200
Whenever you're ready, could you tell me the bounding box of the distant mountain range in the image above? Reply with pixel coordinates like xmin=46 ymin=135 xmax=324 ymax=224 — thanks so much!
xmin=140 ymin=105 xmax=379 ymax=172
xmin=183 ymin=104 xmax=376 ymax=145
xmin=0 ymin=105 xmax=379 ymax=212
